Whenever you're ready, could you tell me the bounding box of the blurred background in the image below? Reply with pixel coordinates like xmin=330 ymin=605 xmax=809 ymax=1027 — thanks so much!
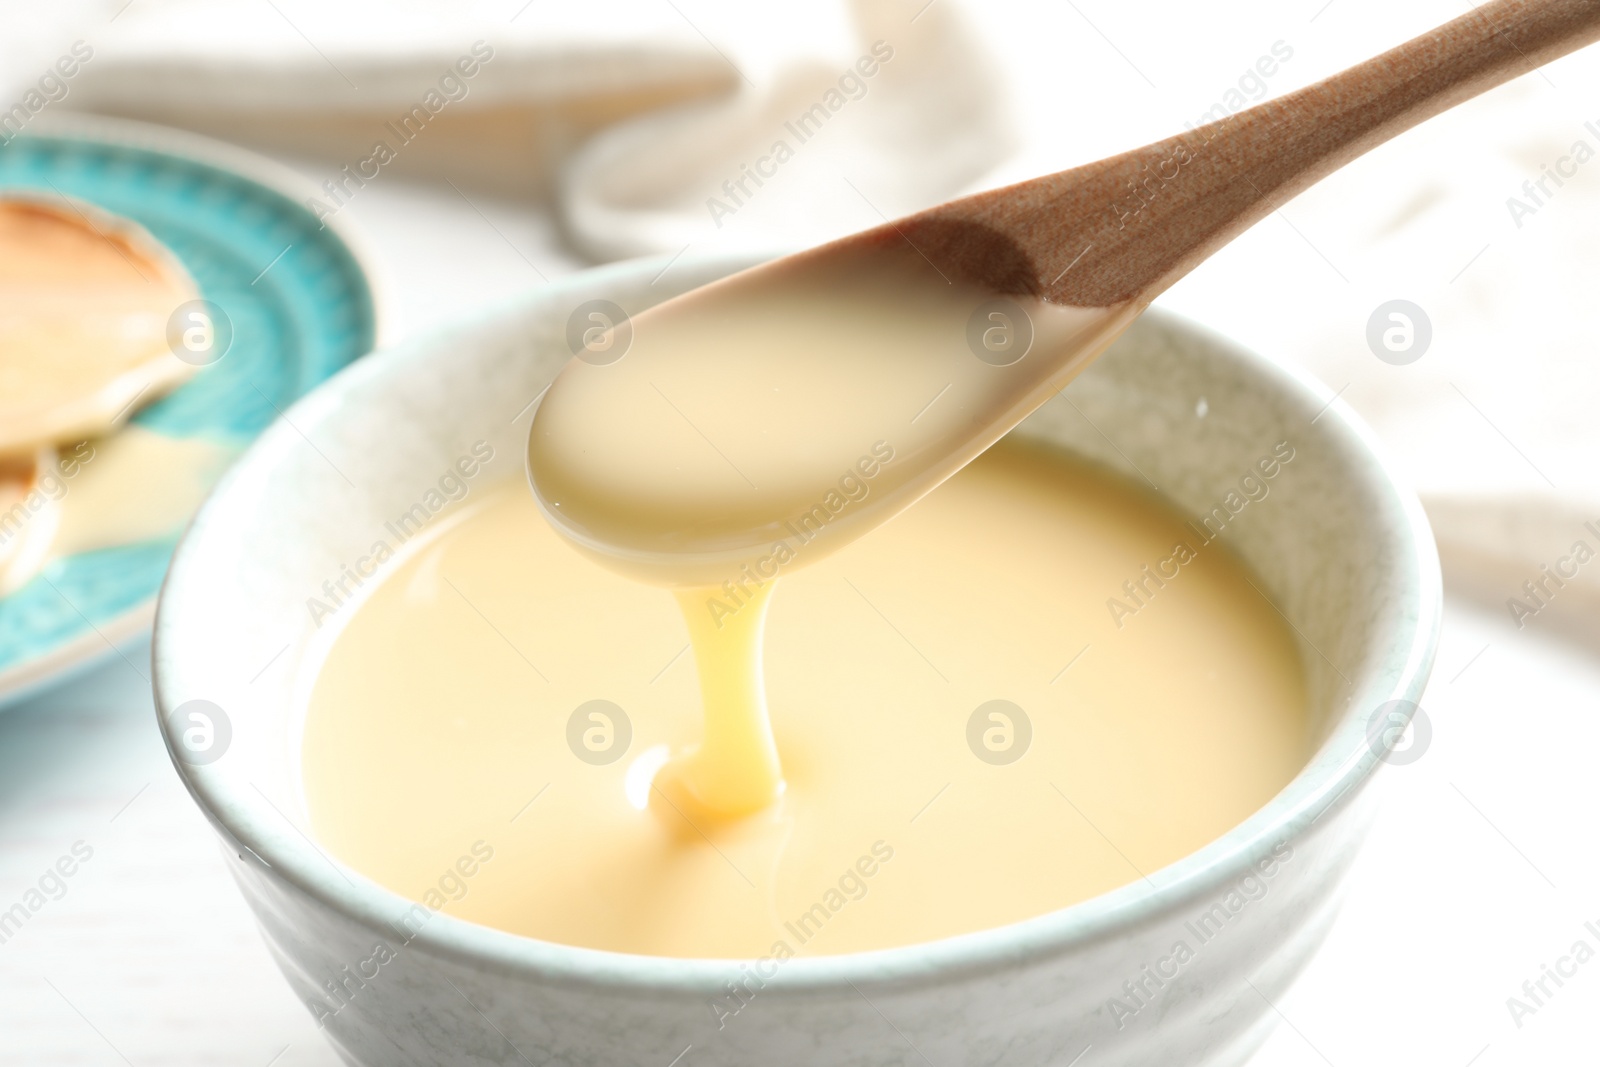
xmin=2 ymin=0 xmax=1599 ymax=1063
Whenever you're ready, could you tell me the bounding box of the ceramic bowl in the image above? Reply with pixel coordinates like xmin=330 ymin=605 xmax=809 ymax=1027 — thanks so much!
xmin=153 ymin=251 xmax=1440 ymax=1066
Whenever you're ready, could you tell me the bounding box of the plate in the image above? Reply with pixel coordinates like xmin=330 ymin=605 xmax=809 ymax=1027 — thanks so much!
xmin=0 ymin=115 xmax=376 ymax=708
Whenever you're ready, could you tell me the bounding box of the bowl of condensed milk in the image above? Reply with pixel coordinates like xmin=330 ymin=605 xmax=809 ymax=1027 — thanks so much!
xmin=153 ymin=250 xmax=1440 ymax=1066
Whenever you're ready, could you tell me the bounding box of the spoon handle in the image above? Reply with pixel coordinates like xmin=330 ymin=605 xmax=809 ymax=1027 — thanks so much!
xmin=904 ymin=0 xmax=1600 ymax=306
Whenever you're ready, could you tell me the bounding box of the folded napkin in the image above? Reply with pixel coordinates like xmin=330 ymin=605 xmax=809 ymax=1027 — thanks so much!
xmin=35 ymin=0 xmax=1014 ymax=225
xmin=32 ymin=0 xmax=747 ymax=198
xmin=557 ymin=0 xmax=1019 ymax=260
xmin=63 ymin=0 xmax=735 ymax=108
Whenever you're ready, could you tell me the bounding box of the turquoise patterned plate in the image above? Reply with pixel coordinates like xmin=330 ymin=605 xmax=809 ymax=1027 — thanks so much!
xmin=0 ymin=115 xmax=376 ymax=708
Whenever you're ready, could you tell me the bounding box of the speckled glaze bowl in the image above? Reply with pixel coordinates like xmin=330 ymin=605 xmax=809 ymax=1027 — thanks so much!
xmin=153 ymin=252 xmax=1440 ymax=1067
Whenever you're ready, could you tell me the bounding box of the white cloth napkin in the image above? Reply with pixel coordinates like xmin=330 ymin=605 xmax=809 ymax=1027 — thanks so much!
xmin=62 ymin=0 xmax=731 ymax=112
xmin=25 ymin=0 xmax=1018 ymax=227
xmin=556 ymin=0 xmax=1019 ymax=260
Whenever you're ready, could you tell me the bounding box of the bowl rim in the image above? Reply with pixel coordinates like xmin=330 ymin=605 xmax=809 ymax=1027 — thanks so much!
xmin=152 ymin=250 xmax=1443 ymax=995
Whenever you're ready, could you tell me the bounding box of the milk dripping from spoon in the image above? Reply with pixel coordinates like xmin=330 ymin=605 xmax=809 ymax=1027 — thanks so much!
xmin=529 ymin=0 xmax=1600 ymax=817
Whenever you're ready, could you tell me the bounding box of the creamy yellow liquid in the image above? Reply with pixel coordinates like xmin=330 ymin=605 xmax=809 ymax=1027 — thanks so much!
xmin=304 ymin=442 xmax=1307 ymax=957
xmin=0 ymin=428 xmax=237 ymax=596
xmin=49 ymin=426 xmax=237 ymax=558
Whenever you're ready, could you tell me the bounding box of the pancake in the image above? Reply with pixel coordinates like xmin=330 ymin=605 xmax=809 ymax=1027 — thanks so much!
xmin=0 ymin=196 xmax=200 ymax=457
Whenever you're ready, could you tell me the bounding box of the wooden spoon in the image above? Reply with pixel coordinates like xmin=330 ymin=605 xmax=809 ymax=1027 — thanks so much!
xmin=899 ymin=0 xmax=1600 ymax=306
xmin=528 ymin=0 xmax=1600 ymax=589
